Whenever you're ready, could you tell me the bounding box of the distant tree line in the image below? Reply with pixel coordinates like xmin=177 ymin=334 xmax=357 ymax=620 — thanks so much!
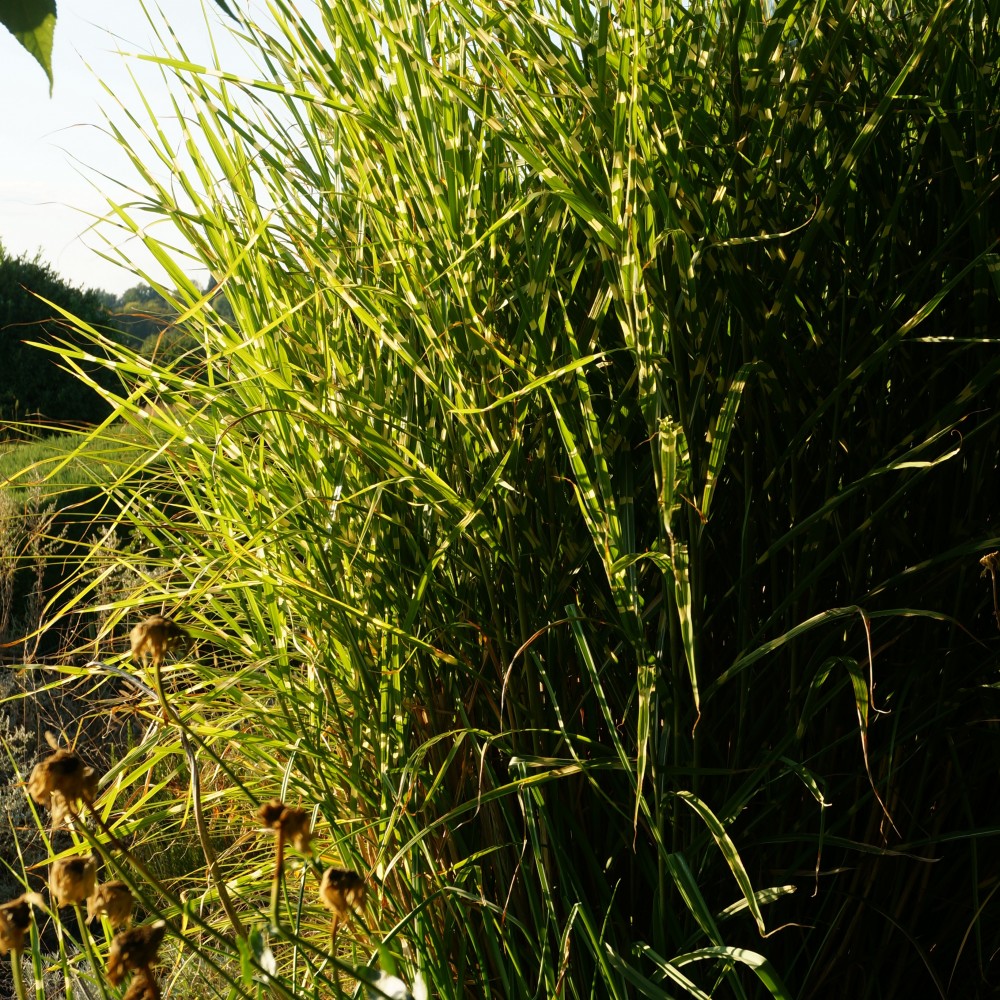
xmin=0 ymin=243 xmax=231 ymax=438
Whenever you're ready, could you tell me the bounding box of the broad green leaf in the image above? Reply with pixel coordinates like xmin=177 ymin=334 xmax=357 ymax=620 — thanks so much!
xmin=672 ymin=947 xmax=794 ymax=1000
xmin=665 ymin=852 xmax=726 ymax=946
xmin=1 ymin=0 xmax=55 ymax=90
xmin=675 ymin=790 xmax=766 ymax=936
xmin=671 ymin=540 xmax=699 ymax=726
xmin=701 ymin=363 xmax=759 ymax=522
xmin=716 ymin=884 xmax=797 ymax=922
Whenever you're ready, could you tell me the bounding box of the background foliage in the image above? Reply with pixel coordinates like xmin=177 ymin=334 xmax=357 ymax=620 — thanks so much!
xmin=5 ymin=0 xmax=1000 ymax=997
xmin=0 ymin=245 xmax=122 ymax=433
xmin=0 ymin=255 xmax=212 ymax=436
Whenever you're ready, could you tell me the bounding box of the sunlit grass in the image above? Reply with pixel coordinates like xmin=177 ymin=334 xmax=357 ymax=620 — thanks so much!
xmin=2 ymin=0 xmax=1000 ymax=997
xmin=0 ymin=425 xmax=152 ymax=500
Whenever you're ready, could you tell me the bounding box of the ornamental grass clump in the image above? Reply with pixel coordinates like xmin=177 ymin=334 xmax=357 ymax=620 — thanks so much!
xmin=15 ymin=0 xmax=1000 ymax=995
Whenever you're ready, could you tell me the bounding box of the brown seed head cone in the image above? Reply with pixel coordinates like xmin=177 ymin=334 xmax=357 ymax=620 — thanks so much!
xmin=27 ymin=748 xmax=98 ymax=815
xmin=0 ymin=897 xmax=33 ymax=955
xmin=50 ymin=856 xmax=98 ymax=907
xmin=130 ymin=616 xmax=187 ymax=666
xmin=258 ymin=800 xmax=312 ymax=853
xmin=258 ymin=799 xmax=286 ymax=828
xmin=319 ymin=868 xmax=366 ymax=920
xmin=88 ymin=881 xmax=134 ymax=928
xmin=280 ymin=808 xmax=312 ymax=854
xmin=107 ymin=921 xmax=167 ymax=986
xmin=122 ymin=968 xmax=161 ymax=1000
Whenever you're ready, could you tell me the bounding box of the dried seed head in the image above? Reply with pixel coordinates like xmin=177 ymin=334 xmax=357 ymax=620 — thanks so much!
xmin=280 ymin=808 xmax=313 ymax=854
xmin=50 ymin=855 xmax=98 ymax=907
xmin=258 ymin=799 xmax=286 ymax=828
xmin=258 ymin=800 xmax=313 ymax=854
xmin=319 ymin=868 xmax=366 ymax=920
xmin=27 ymin=746 xmax=98 ymax=826
xmin=88 ymin=881 xmax=134 ymax=928
xmin=130 ymin=616 xmax=188 ymax=667
xmin=107 ymin=921 xmax=167 ymax=986
xmin=122 ymin=968 xmax=161 ymax=1000
xmin=0 ymin=897 xmax=33 ymax=955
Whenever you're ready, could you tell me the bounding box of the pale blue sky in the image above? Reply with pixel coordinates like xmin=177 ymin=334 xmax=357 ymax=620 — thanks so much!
xmin=0 ymin=2 xmax=253 ymax=296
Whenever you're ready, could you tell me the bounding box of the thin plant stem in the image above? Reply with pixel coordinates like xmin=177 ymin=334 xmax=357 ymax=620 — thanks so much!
xmin=9 ymin=951 xmax=27 ymax=1000
xmin=72 ymin=904 xmax=112 ymax=1000
xmin=271 ymin=830 xmax=286 ymax=931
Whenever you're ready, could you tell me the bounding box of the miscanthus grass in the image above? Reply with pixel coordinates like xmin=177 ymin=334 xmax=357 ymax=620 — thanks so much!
xmin=4 ymin=0 xmax=1000 ymax=996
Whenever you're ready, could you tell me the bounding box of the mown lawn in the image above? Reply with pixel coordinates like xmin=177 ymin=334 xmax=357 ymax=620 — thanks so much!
xmin=0 ymin=421 xmax=178 ymax=500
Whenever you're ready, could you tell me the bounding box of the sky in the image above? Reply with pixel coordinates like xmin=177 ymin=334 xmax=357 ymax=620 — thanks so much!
xmin=0 ymin=1 xmax=253 ymax=297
